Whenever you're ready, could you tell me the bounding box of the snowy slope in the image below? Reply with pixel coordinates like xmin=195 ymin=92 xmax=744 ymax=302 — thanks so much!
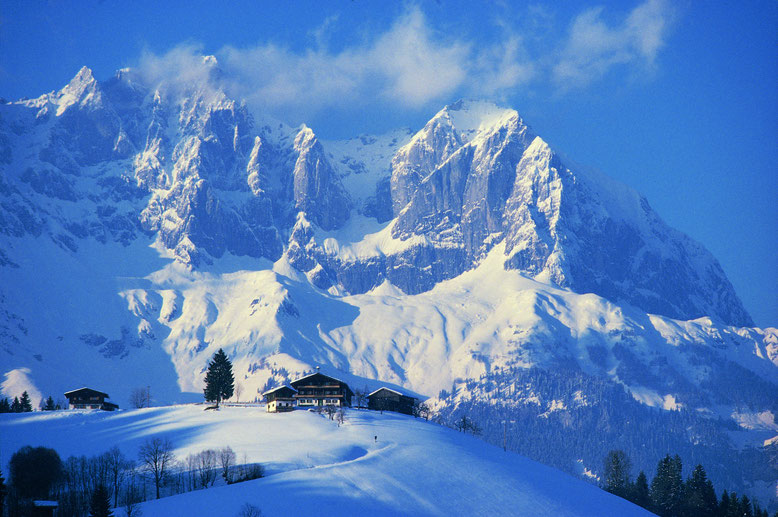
xmin=0 ymin=405 xmax=653 ymax=517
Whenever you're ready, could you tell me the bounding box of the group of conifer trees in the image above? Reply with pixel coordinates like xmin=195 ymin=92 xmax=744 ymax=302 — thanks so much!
xmin=0 ymin=392 xmax=60 ymax=413
xmin=603 ymin=450 xmax=776 ymax=517
xmin=0 ymin=392 xmax=33 ymax=413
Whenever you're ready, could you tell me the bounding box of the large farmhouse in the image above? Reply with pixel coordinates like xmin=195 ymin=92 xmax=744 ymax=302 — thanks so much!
xmin=291 ymin=372 xmax=353 ymax=408
xmin=368 ymin=387 xmax=417 ymax=415
xmin=263 ymin=385 xmax=297 ymax=413
xmin=64 ymin=387 xmax=118 ymax=411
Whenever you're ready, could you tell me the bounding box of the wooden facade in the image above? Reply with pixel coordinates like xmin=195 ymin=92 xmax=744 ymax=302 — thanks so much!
xmin=263 ymin=385 xmax=297 ymax=413
xmin=368 ymin=387 xmax=417 ymax=415
xmin=64 ymin=387 xmax=118 ymax=411
xmin=291 ymin=372 xmax=353 ymax=407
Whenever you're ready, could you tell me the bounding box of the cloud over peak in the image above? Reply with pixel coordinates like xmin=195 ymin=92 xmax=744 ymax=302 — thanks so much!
xmin=130 ymin=1 xmax=675 ymax=123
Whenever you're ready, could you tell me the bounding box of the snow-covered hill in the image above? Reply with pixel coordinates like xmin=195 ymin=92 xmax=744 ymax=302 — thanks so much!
xmin=0 ymin=62 xmax=776 ymax=506
xmin=0 ymin=405 xmax=653 ymax=516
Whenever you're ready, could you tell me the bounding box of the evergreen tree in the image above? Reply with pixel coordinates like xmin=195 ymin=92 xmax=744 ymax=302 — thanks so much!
xmin=88 ymin=484 xmax=113 ymax=517
xmin=8 ymin=445 xmax=63 ymax=499
xmin=628 ymin=470 xmax=651 ymax=509
xmin=719 ymin=490 xmax=731 ymax=517
xmin=19 ymin=391 xmax=33 ymax=412
xmin=44 ymin=396 xmax=56 ymax=411
xmin=739 ymin=495 xmax=753 ymax=517
xmin=0 ymin=397 xmax=9 ymax=413
xmin=726 ymin=493 xmax=740 ymax=517
xmin=203 ymin=348 xmax=234 ymax=408
xmin=10 ymin=396 xmax=20 ymax=413
xmin=603 ymin=449 xmax=632 ymax=499
xmin=650 ymin=454 xmax=684 ymax=516
xmin=684 ymin=464 xmax=717 ymax=516
xmin=0 ymin=468 xmax=6 ymax=514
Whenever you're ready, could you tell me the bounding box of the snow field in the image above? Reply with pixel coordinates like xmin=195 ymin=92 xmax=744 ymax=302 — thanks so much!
xmin=0 ymin=405 xmax=653 ymax=516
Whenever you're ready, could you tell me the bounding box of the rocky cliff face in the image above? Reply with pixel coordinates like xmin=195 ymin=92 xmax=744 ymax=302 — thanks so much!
xmin=0 ymin=66 xmax=752 ymax=326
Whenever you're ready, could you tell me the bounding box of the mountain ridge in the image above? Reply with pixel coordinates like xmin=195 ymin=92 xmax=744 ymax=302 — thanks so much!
xmin=1 ymin=64 xmax=775 ymax=506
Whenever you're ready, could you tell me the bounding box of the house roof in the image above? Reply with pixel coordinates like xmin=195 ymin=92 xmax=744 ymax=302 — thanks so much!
xmin=262 ymin=385 xmax=297 ymax=396
xmin=33 ymin=501 xmax=59 ymax=507
xmin=64 ymin=387 xmax=109 ymax=398
xmin=291 ymin=371 xmax=354 ymax=395
xmin=291 ymin=371 xmax=346 ymax=385
xmin=368 ymin=387 xmax=415 ymax=398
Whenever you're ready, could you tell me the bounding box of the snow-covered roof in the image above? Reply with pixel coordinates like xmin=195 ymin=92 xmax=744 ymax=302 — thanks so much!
xmin=368 ymin=387 xmax=412 ymax=398
xmin=262 ymin=385 xmax=296 ymax=396
xmin=64 ymin=387 xmax=109 ymax=398
xmin=33 ymin=501 xmax=59 ymax=507
xmin=291 ymin=371 xmax=347 ymax=386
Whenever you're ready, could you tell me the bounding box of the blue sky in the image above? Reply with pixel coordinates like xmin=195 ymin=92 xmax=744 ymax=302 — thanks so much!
xmin=1 ymin=1 xmax=776 ymax=326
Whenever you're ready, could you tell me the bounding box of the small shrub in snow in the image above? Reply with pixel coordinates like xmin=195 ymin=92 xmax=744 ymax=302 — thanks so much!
xmin=231 ymin=463 xmax=264 ymax=484
xmin=237 ymin=503 xmax=262 ymax=517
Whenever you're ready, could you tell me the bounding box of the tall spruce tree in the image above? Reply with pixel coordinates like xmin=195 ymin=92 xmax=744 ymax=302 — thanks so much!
xmin=650 ymin=454 xmax=684 ymax=517
xmin=19 ymin=391 xmax=33 ymax=412
xmin=44 ymin=396 xmax=55 ymax=411
xmin=719 ymin=490 xmax=731 ymax=517
xmin=0 ymin=468 xmax=6 ymax=514
xmin=629 ymin=471 xmax=651 ymax=509
xmin=10 ymin=396 xmax=20 ymax=413
xmin=89 ymin=484 xmax=113 ymax=517
xmin=684 ymin=464 xmax=717 ymax=516
xmin=603 ymin=449 xmax=632 ymax=499
xmin=204 ymin=348 xmax=234 ymax=408
xmin=0 ymin=397 xmax=9 ymax=413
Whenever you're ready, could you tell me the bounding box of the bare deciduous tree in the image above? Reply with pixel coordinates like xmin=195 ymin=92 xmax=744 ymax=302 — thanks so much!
xmin=234 ymin=383 xmax=243 ymax=403
xmin=220 ymin=447 xmax=236 ymax=483
xmin=138 ymin=437 xmax=175 ymax=499
xmin=105 ymin=446 xmax=131 ymax=507
xmin=196 ymin=449 xmax=218 ymax=488
xmin=413 ymin=402 xmax=431 ymax=421
xmin=124 ymin=466 xmax=144 ymax=517
xmin=354 ymin=386 xmax=369 ymax=408
xmin=130 ymin=387 xmax=151 ymax=409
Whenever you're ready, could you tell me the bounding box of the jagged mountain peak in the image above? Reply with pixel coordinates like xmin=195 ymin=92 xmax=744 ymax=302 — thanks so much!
xmin=437 ymin=99 xmax=522 ymax=140
xmin=55 ymin=65 xmax=102 ymax=115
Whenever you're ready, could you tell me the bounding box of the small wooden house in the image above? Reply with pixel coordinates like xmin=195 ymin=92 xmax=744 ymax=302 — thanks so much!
xmin=64 ymin=387 xmax=118 ymax=411
xmin=263 ymin=385 xmax=297 ymax=413
xmin=291 ymin=372 xmax=353 ymax=407
xmin=32 ymin=501 xmax=58 ymax=517
xmin=368 ymin=387 xmax=417 ymax=415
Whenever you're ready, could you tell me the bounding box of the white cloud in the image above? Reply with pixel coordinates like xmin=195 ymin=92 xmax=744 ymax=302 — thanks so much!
xmin=130 ymin=2 xmax=674 ymax=122
xmin=553 ymin=0 xmax=674 ymax=88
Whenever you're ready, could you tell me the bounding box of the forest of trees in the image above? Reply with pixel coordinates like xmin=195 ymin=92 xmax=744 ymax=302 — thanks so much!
xmin=0 ymin=392 xmax=62 ymax=413
xmin=602 ymin=449 xmax=775 ymax=517
xmin=435 ymin=365 xmax=777 ymax=506
xmin=0 ymin=439 xmax=263 ymax=517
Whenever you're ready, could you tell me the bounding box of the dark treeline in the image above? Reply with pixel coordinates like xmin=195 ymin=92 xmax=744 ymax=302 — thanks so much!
xmin=434 ymin=365 xmax=778 ymax=511
xmin=1 ymin=439 xmax=264 ymax=517
xmin=603 ymin=449 xmax=774 ymax=517
xmin=0 ymin=393 xmax=61 ymax=413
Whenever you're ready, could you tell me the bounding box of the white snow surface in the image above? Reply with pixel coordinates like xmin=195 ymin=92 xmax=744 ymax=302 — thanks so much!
xmin=0 ymin=405 xmax=652 ymax=517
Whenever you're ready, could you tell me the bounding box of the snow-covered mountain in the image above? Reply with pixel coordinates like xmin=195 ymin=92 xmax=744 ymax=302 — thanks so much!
xmin=1 ymin=62 xmax=776 ymax=506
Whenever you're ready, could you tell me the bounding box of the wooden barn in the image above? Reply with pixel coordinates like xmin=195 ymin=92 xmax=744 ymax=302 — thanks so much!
xmin=263 ymin=385 xmax=297 ymax=413
xmin=368 ymin=387 xmax=417 ymax=415
xmin=64 ymin=387 xmax=118 ymax=411
xmin=291 ymin=371 xmax=353 ymax=407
